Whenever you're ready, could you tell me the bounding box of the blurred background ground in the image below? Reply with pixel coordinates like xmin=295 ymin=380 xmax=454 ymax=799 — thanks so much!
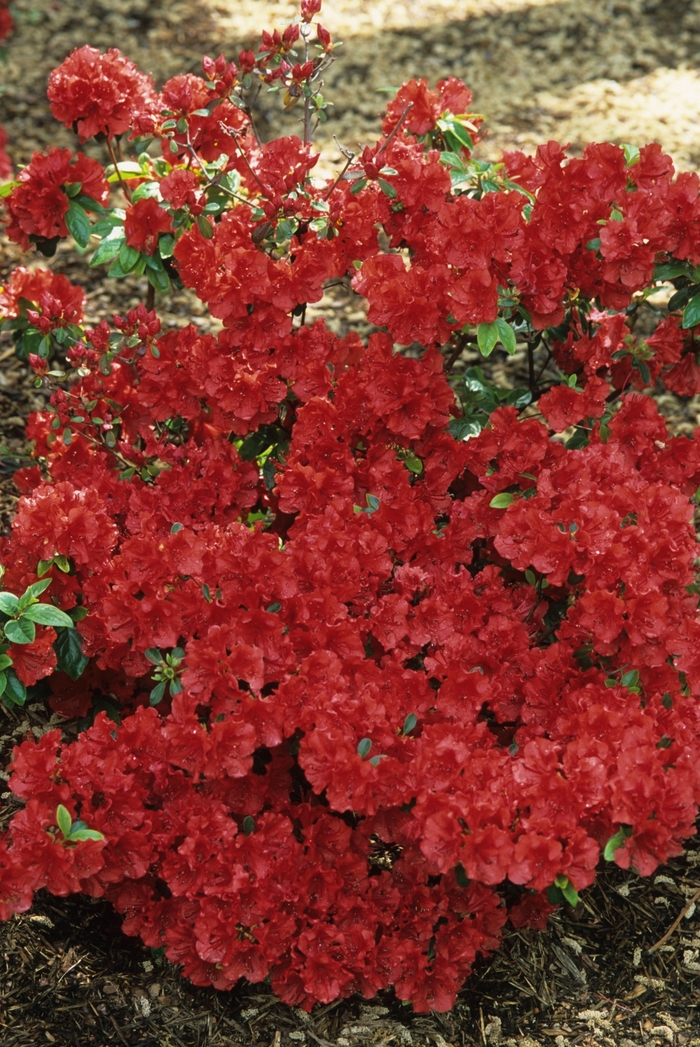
xmin=1 ymin=1 xmax=700 ymax=1044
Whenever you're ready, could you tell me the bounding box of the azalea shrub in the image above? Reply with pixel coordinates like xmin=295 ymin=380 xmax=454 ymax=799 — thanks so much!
xmin=1 ymin=0 xmax=700 ymax=1014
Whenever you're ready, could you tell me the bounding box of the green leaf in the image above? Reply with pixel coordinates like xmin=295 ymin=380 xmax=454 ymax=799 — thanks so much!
xmin=621 ymin=143 xmax=640 ymax=167
xmin=668 ymin=286 xmax=695 ymax=312
xmin=378 ymin=178 xmax=397 ymax=198
xmin=681 ymin=293 xmax=700 ymax=329
xmin=404 ymin=456 xmax=423 ymax=475
xmin=554 ymin=874 xmax=579 ymax=907
xmin=449 ymin=416 xmax=483 ymax=441
xmin=118 ymin=243 xmax=141 ymax=273
xmin=438 ymin=117 xmax=473 ymax=150
xmin=0 ymin=655 xmax=12 ymax=671
xmin=489 ymin=492 xmax=514 ymax=509
xmin=357 ymin=737 xmax=372 ymax=759
xmin=146 ymin=261 xmax=171 ymax=296
xmin=69 ymin=828 xmax=105 ymax=842
xmin=195 ymin=215 xmax=214 ymax=240
xmin=65 ymin=202 xmax=92 ymax=248
xmin=653 ymin=260 xmax=692 ymax=281
xmin=131 ymin=181 xmax=161 ymax=203
xmin=495 ymin=317 xmax=517 ymax=355
xmin=149 ymin=680 xmax=167 ymax=705
xmin=56 ymin=804 xmax=72 ymax=838
xmin=621 ymin=669 xmax=639 ymax=688
xmin=402 ymin=713 xmax=417 ymax=736
xmin=54 ymin=627 xmax=89 ymax=680
xmin=144 ymin=647 xmax=163 ymax=665
xmin=603 ymin=825 xmax=632 ymax=861
xmin=158 ymin=234 xmax=176 ymax=259
xmin=106 ymin=161 xmax=146 ymax=181
xmin=477 ymin=321 xmax=499 ymax=357
xmin=349 ymin=178 xmax=368 ymax=195
xmin=0 ymin=592 xmax=20 ymax=616
xmin=242 ymin=815 xmax=256 ymax=836
xmin=2 ymin=669 xmax=26 ymax=706
xmin=23 ymin=604 xmax=74 ymax=628
xmin=0 ymin=180 xmax=20 ymax=198
xmin=366 ymin=494 xmax=380 ymax=514
xmin=455 ymin=863 xmax=470 ymax=888
xmin=4 ymin=618 xmax=36 ymax=645
xmin=74 ymin=193 xmax=107 ymax=215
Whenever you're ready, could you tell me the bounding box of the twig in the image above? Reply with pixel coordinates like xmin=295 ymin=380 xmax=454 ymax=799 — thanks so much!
xmin=442 ymin=331 xmax=477 ymax=373
xmin=226 ymin=127 xmax=271 ymax=197
xmin=106 ymin=139 xmax=132 ymax=203
xmin=323 ymin=137 xmax=355 ymax=199
xmin=301 ymin=22 xmax=313 ymax=147
xmin=376 ymin=102 xmax=413 ymax=159
xmin=647 ymin=885 xmax=700 ymax=953
xmin=183 ymin=139 xmax=255 ymax=208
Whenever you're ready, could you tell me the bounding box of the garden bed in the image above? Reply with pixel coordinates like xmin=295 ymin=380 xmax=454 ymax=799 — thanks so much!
xmin=1 ymin=1 xmax=700 ymax=1045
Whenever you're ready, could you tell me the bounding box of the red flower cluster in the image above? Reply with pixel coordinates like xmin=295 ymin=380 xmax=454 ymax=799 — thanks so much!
xmin=1 ymin=2 xmax=700 ymax=1013
xmin=0 ymin=267 xmax=85 ymax=323
xmin=0 ymin=0 xmax=12 ymax=45
xmin=47 ymin=46 xmax=158 ymax=141
xmin=3 ymin=148 xmax=108 ymax=249
xmin=0 ymin=123 xmax=12 ymax=180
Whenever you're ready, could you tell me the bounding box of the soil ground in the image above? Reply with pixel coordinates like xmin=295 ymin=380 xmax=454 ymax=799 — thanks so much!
xmin=1 ymin=1 xmax=700 ymax=1045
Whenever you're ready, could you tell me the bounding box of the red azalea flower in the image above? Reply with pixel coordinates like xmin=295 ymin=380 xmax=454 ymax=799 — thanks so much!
xmin=0 ymin=5 xmax=12 ymax=43
xmin=0 ymin=123 xmax=12 ymax=180
xmin=0 ymin=267 xmax=85 ymax=323
xmin=3 ymin=149 xmax=108 ymax=249
xmin=47 ymin=46 xmax=157 ymax=141
xmin=123 ymin=198 xmax=173 ymax=255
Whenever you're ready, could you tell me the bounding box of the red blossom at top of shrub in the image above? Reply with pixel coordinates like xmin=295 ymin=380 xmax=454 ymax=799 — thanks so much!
xmin=47 ymin=46 xmax=158 ymax=142
xmin=0 ymin=4 xmax=12 ymax=44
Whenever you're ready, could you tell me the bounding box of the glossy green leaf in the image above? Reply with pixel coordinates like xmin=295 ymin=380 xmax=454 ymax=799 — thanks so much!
xmin=681 ymin=293 xmax=700 ymax=329
xmin=357 ymin=738 xmax=372 ymax=759
xmin=477 ymin=321 xmax=499 ymax=357
xmin=554 ymin=874 xmax=579 ymax=907
xmin=489 ymin=492 xmax=514 ymax=509
xmin=150 ymin=681 xmax=167 ymax=705
xmin=2 ymin=669 xmax=26 ymax=706
xmin=495 ymin=317 xmax=517 ymax=355
xmin=402 ymin=713 xmax=417 ymax=736
xmin=4 ymin=617 xmax=36 ymax=644
xmin=56 ymin=804 xmax=72 ymax=838
xmin=54 ymin=627 xmax=89 ymax=680
xmin=65 ymin=202 xmax=92 ymax=248
xmin=603 ymin=825 xmax=632 ymax=861
xmin=23 ymin=604 xmax=74 ymax=628
xmin=69 ymin=827 xmax=106 ymax=842
xmin=0 ymin=592 xmax=20 ymax=616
